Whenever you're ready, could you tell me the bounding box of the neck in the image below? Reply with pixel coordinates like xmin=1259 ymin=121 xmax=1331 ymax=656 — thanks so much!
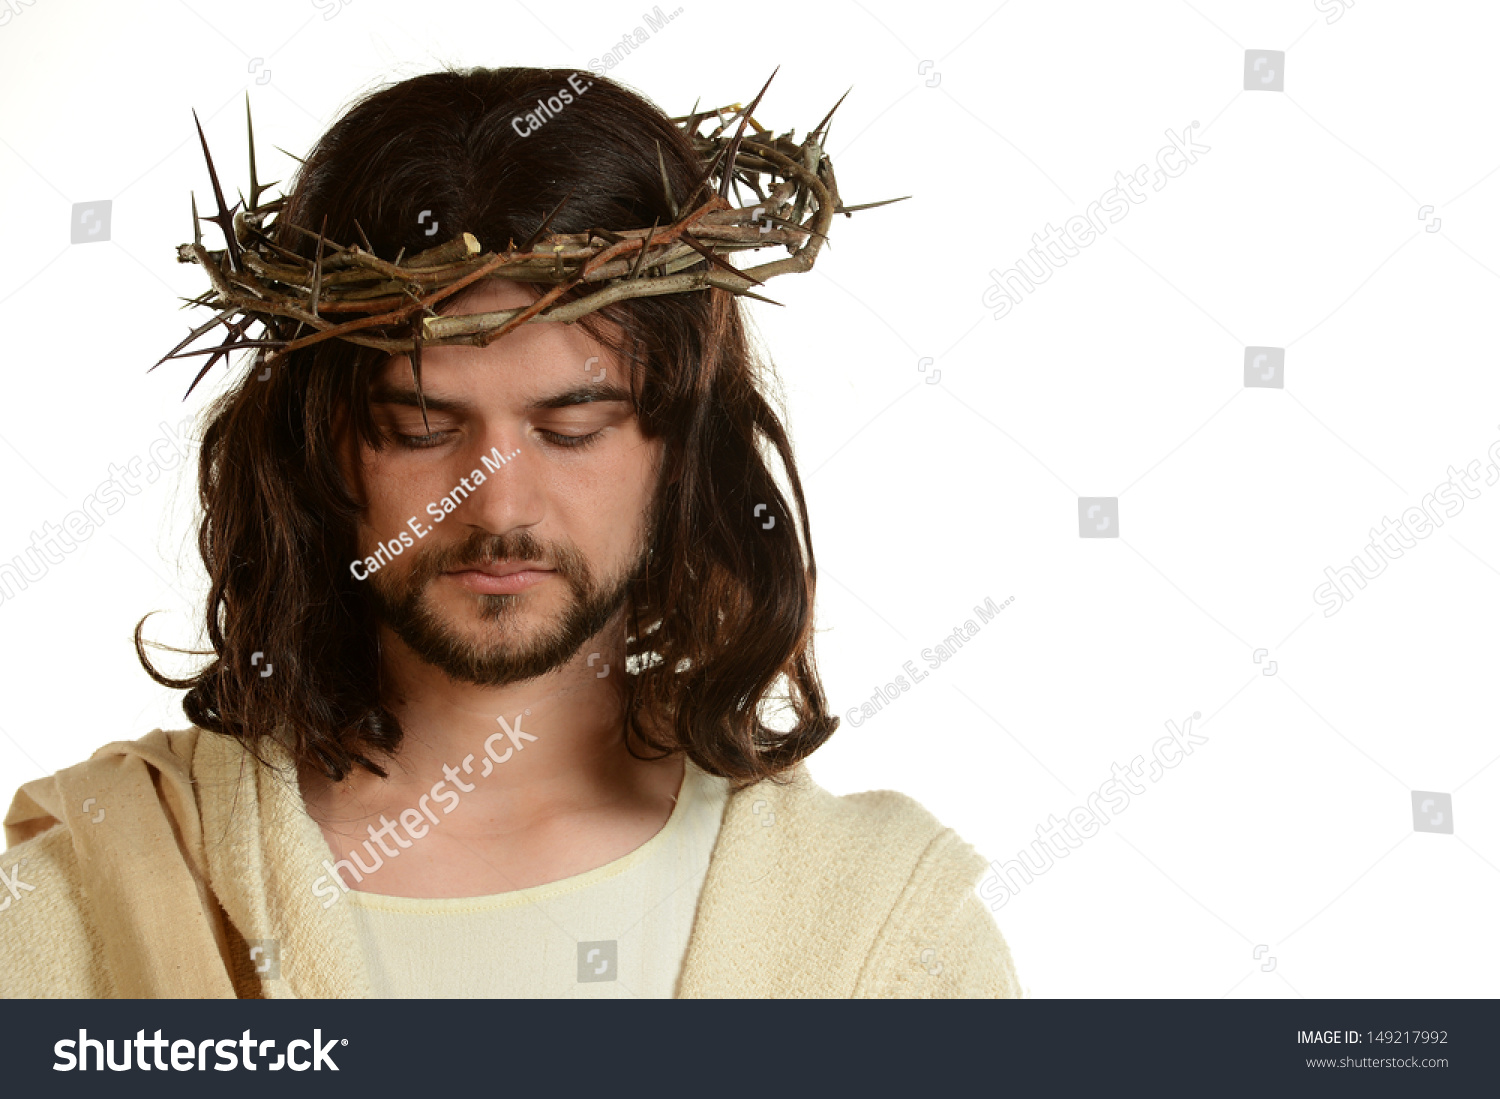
xmin=302 ymin=609 xmax=673 ymax=822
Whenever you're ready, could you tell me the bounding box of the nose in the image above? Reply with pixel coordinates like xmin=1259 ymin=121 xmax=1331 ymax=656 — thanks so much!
xmin=451 ymin=431 xmax=545 ymax=537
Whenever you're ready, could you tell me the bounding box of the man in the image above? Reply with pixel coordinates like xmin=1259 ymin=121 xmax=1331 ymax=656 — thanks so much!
xmin=0 ymin=66 xmax=1021 ymax=998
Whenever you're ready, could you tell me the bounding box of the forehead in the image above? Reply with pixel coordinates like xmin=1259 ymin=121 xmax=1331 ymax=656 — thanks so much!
xmin=372 ymin=277 xmax=620 ymax=397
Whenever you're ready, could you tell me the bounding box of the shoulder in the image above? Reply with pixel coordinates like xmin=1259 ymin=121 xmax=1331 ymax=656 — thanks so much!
xmin=722 ymin=763 xmax=980 ymax=888
xmin=0 ymin=823 xmax=115 ymax=997
xmin=5 ymin=725 xmax=202 ymax=845
xmin=686 ymin=764 xmax=1022 ymax=997
xmin=0 ymin=726 xmax=206 ymax=998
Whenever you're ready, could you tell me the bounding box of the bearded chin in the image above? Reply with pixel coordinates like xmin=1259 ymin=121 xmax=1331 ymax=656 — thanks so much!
xmin=365 ymin=546 xmax=641 ymax=688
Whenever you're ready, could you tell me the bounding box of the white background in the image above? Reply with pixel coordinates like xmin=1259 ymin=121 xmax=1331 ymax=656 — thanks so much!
xmin=1 ymin=0 xmax=1497 ymax=997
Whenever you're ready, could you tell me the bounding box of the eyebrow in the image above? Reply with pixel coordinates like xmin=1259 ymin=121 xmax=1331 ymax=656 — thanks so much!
xmin=369 ymin=380 xmax=635 ymax=414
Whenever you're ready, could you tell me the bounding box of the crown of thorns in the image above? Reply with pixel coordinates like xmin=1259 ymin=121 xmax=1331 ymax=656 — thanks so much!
xmin=155 ymin=70 xmax=904 ymax=424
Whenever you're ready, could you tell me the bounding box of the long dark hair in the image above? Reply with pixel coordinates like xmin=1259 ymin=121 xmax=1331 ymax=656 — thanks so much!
xmin=138 ymin=65 xmax=839 ymax=788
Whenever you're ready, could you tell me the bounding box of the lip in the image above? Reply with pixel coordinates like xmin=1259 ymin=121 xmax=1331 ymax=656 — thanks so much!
xmin=449 ymin=560 xmax=551 ymax=578
xmin=444 ymin=562 xmax=555 ymax=595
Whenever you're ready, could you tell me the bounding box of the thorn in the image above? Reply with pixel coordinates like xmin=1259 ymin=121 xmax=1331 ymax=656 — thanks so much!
xmin=655 ymin=140 xmax=678 ymax=221
xmin=834 ymin=195 xmax=911 ymax=214
xmin=809 ymin=87 xmax=852 ymax=145
xmin=191 ymin=107 xmax=243 ymax=272
xmin=351 ymin=217 xmax=374 ymax=254
xmin=310 ymin=212 xmax=328 ymax=316
xmin=409 ymin=317 xmax=429 ymax=434
xmin=725 ymin=285 xmax=783 ymax=306
xmin=245 ymin=93 xmax=278 ymax=211
xmin=519 ymin=187 xmax=577 ymax=253
xmin=718 ymin=68 xmax=778 ymax=202
xmin=680 ymin=230 xmax=764 ymax=287
xmin=627 ymin=218 xmax=659 ymax=280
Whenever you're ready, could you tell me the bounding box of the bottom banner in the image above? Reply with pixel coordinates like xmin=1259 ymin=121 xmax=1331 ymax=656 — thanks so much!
xmin=2 ymin=998 xmax=1492 ymax=1096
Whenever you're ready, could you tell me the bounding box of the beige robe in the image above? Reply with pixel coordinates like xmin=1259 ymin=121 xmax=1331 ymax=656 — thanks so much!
xmin=0 ymin=728 xmax=1022 ymax=998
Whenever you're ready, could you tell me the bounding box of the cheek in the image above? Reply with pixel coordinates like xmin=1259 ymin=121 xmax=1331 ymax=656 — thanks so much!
xmin=358 ymin=456 xmax=437 ymax=531
xmin=603 ymin=439 xmax=663 ymax=512
xmin=556 ymin=444 xmax=660 ymax=544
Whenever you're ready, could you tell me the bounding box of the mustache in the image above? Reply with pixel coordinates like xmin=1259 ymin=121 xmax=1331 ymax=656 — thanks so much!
xmin=411 ymin=529 xmax=562 ymax=582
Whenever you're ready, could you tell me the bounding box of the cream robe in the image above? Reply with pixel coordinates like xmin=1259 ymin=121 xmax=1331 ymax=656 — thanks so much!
xmin=0 ymin=728 xmax=1023 ymax=998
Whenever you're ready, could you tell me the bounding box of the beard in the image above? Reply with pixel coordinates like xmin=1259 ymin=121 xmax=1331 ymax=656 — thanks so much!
xmin=363 ymin=498 xmax=659 ymax=687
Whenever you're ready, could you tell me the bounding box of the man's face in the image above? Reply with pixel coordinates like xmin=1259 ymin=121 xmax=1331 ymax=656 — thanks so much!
xmin=342 ymin=279 xmax=665 ymax=686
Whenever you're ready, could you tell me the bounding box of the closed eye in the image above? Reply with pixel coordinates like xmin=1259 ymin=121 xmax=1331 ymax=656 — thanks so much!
xmin=391 ymin=430 xmax=453 ymax=450
xmin=388 ymin=427 xmax=607 ymax=450
xmin=538 ymin=428 xmax=605 ymax=450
